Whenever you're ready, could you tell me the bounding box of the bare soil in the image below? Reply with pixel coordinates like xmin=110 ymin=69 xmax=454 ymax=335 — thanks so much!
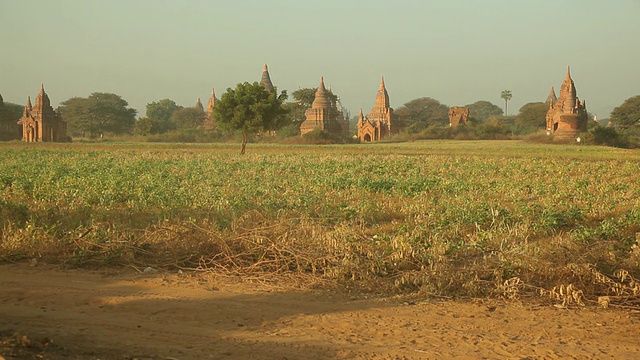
xmin=1 ymin=264 xmax=639 ymax=360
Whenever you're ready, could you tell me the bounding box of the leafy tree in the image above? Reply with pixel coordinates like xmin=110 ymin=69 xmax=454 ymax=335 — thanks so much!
xmin=145 ymin=99 xmax=183 ymax=134
xmin=514 ymin=102 xmax=547 ymax=134
xmin=394 ymin=97 xmax=449 ymax=133
xmin=610 ymin=95 xmax=640 ymax=128
xmin=170 ymin=107 xmax=205 ymax=131
xmin=466 ymin=100 xmax=503 ymax=122
xmin=501 ymin=90 xmax=513 ymax=116
xmin=1 ymin=102 xmax=24 ymax=121
xmin=214 ymin=82 xmax=287 ymax=154
xmin=589 ymin=124 xmax=625 ymax=147
xmin=291 ymin=88 xmax=317 ymax=107
xmin=0 ymin=101 xmax=23 ymax=140
xmin=134 ymin=117 xmax=154 ymax=136
xmin=58 ymin=93 xmax=137 ymax=138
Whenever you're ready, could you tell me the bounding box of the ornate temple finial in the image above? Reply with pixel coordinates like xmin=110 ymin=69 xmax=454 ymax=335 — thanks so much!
xmin=319 ymin=76 xmax=326 ymax=90
xmin=27 ymin=96 xmax=32 ymax=109
xmin=380 ymin=76 xmax=386 ymax=89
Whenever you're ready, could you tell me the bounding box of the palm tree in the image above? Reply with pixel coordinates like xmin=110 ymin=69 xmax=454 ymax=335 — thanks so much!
xmin=501 ymin=90 xmax=513 ymax=116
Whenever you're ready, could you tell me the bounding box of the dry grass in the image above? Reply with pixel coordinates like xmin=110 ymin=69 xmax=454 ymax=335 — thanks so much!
xmin=1 ymin=140 xmax=639 ymax=307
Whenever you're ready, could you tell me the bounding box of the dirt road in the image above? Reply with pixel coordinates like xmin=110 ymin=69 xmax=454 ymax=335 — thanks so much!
xmin=1 ymin=264 xmax=638 ymax=359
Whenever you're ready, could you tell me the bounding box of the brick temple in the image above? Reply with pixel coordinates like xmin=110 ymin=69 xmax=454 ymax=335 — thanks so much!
xmin=17 ymin=84 xmax=67 ymax=142
xmin=300 ymin=77 xmax=348 ymax=137
xmin=545 ymin=67 xmax=588 ymax=138
xmin=357 ymin=77 xmax=398 ymax=142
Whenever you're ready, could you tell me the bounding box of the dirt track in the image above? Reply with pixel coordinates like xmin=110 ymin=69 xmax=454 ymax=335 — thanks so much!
xmin=1 ymin=264 xmax=639 ymax=359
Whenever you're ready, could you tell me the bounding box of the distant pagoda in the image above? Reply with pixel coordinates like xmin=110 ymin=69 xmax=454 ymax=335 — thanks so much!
xmin=204 ymin=88 xmax=217 ymax=131
xmin=260 ymin=64 xmax=274 ymax=92
xmin=357 ymin=77 xmax=398 ymax=142
xmin=17 ymin=84 xmax=67 ymax=142
xmin=300 ymin=77 xmax=345 ymax=136
xmin=545 ymin=67 xmax=588 ymax=138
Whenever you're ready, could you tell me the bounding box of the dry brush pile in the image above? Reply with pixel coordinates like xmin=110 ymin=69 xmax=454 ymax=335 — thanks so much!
xmin=1 ymin=142 xmax=639 ymax=308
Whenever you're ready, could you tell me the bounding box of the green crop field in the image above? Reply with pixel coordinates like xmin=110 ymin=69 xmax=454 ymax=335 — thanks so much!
xmin=1 ymin=140 xmax=639 ymax=305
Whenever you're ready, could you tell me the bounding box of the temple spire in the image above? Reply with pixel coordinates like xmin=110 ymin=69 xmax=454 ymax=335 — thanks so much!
xmin=260 ymin=64 xmax=274 ymax=92
xmin=311 ymin=77 xmax=331 ymax=108
xmin=23 ymin=96 xmax=32 ymax=116
xmin=546 ymin=86 xmax=557 ymax=106
xmin=195 ymin=98 xmax=204 ymax=112
xmin=374 ymin=76 xmax=390 ymax=109
xmin=207 ymin=88 xmax=216 ymax=115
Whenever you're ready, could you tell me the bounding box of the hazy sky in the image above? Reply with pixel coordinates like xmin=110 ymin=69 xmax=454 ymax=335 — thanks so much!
xmin=1 ymin=0 xmax=639 ymax=119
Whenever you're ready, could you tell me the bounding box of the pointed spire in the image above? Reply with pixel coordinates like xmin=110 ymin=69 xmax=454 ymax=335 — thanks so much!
xmin=195 ymin=97 xmax=204 ymax=112
xmin=207 ymin=88 xmax=216 ymax=115
xmin=546 ymin=86 xmax=557 ymax=105
xmin=260 ymin=64 xmax=274 ymax=92
xmin=358 ymin=108 xmax=364 ymax=122
xmin=373 ymin=76 xmax=390 ymax=110
xmin=34 ymin=83 xmax=51 ymax=110
xmin=311 ymin=77 xmax=331 ymax=108
xmin=23 ymin=96 xmax=32 ymax=116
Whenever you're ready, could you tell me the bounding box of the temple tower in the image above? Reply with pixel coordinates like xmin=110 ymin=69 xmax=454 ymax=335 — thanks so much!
xmin=546 ymin=86 xmax=557 ymax=106
xmin=195 ymin=98 xmax=204 ymax=112
xmin=17 ymin=84 xmax=67 ymax=142
xmin=357 ymin=77 xmax=397 ymax=142
xmin=260 ymin=64 xmax=274 ymax=92
xmin=545 ymin=67 xmax=588 ymax=138
xmin=300 ymin=77 xmax=343 ymax=136
xmin=204 ymin=89 xmax=217 ymax=131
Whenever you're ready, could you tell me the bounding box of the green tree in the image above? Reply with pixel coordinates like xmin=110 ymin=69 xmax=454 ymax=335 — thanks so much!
xmin=58 ymin=93 xmax=137 ymax=138
xmin=0 ymin=101 xmax=23 ymax=140
xmin=466 ymin=100 xmax=503 ymax=122
xmin=291 ymin=88 xmax=318 ymax=107
xmin=134 ymin=117 xmax=154 ymax=136
xmin=610 ymin=95 xmax=640 ymax=128
xmin=214 ymin=82 xmax=288 ymax=154
xmin=171 ymin=107 xmax=205 ymax=131
xmin=514 ymin=102 xmax=547 ymax=134
xmin=1 ymin=102 xmax=24 ymax=121
xmin=145 ymin=99 xmax=183 ymax=134
xmin=394 ymin=97 xmax=449 ymax=133
xmin=501 ymin=90 xmax=513 ymax=116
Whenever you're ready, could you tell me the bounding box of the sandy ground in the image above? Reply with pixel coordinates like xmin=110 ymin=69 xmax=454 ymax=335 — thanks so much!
xmin=1 ymin=264 xmax=639 ymax=360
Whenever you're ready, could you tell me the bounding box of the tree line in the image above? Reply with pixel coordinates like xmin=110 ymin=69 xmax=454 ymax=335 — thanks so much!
xmin=5 ymin=83 xmax=638 ymax=148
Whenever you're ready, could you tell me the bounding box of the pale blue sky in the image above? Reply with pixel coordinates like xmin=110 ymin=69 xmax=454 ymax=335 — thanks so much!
xmin=1 ymin=0 xmax=639 ymax=119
